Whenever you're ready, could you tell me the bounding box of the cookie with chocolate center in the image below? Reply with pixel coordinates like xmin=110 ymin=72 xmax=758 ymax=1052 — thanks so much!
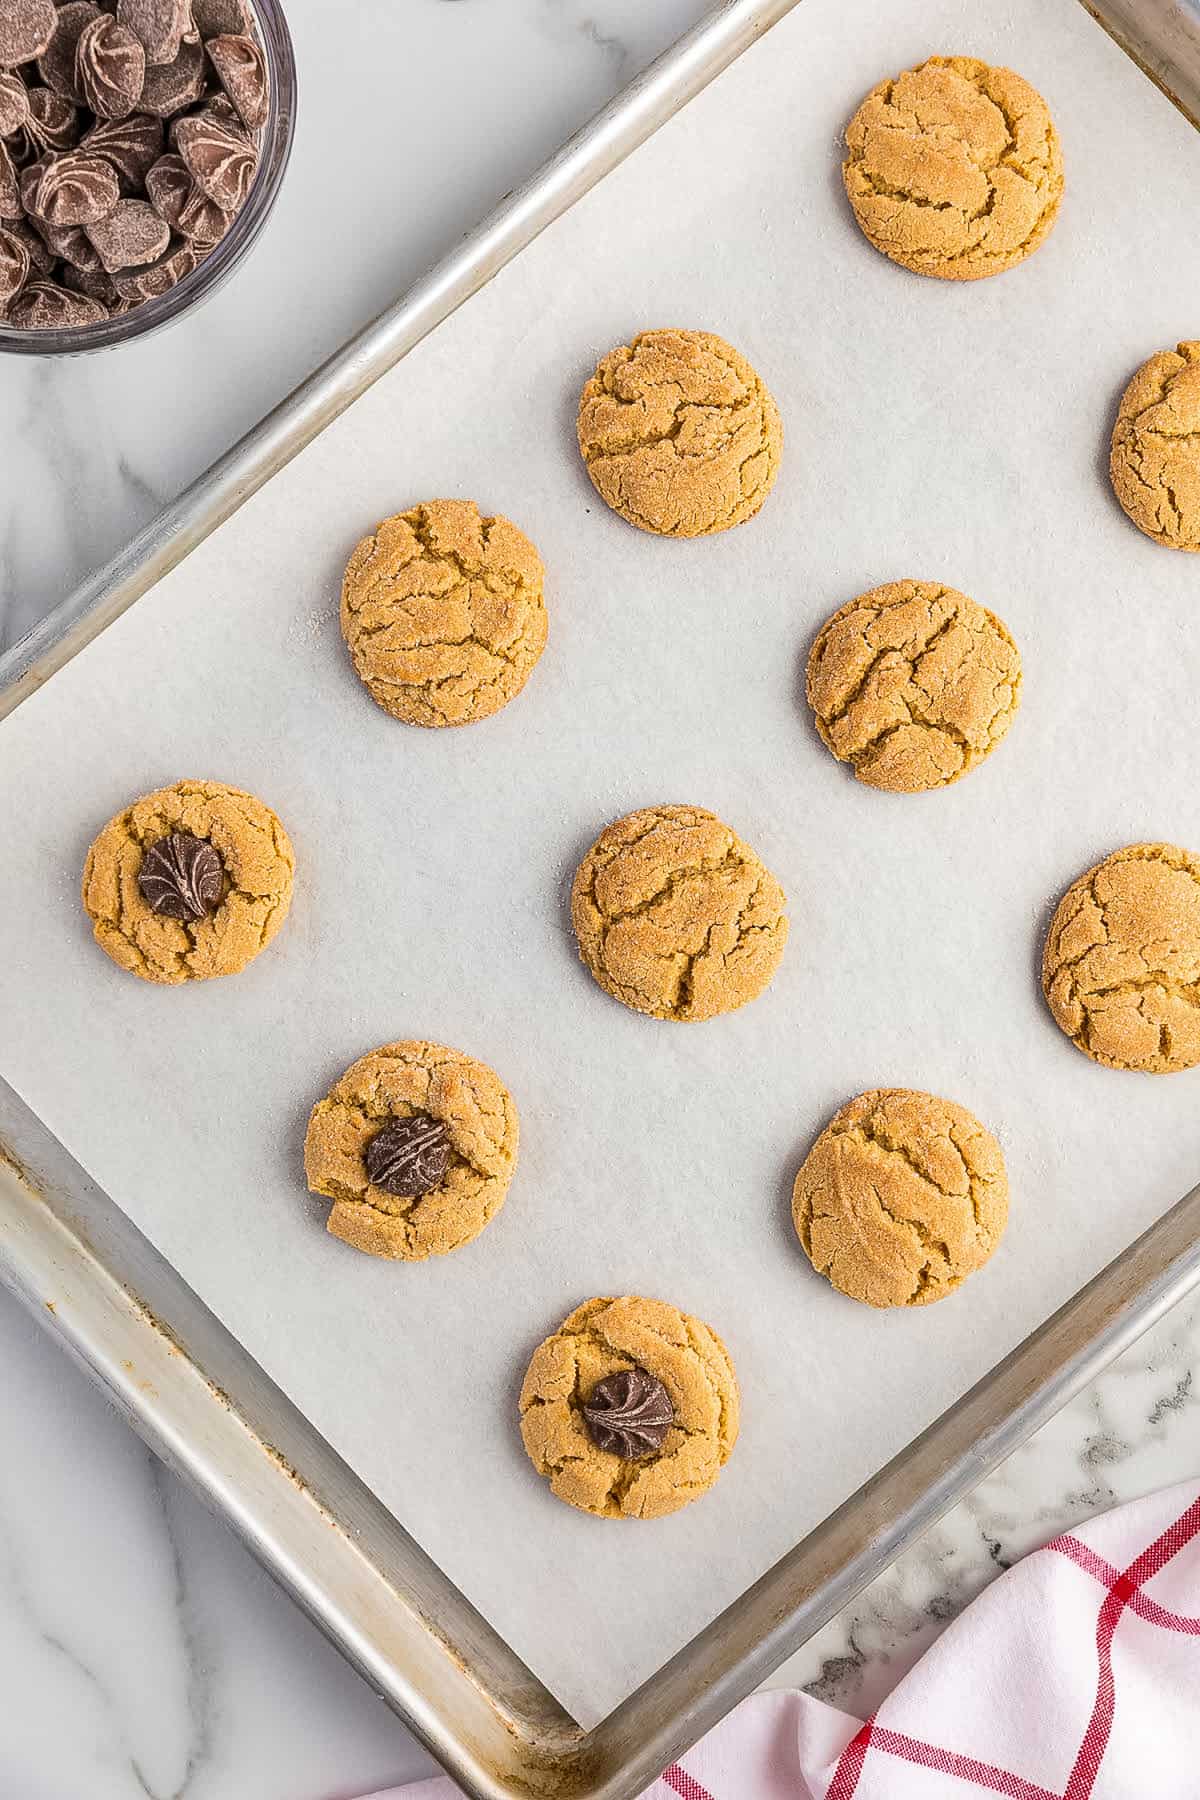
xmin=82 ymin=778 xmax=294 ymax=983
xmin=519 ymin=1295 xmax=739 ymax=1518
xmin=304 ymin=1040 xmax=518 ymax=1260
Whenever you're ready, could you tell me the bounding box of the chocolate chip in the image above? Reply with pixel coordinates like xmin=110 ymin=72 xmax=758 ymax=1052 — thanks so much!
xmin=142 ymin=148 xmax=186 ymax=221
xmin=178 ymin=178 xmax=226 ymax=243
xmin=2 ymin=213 xmax=53 ymax=274
xmin=173 ymin=109 xmax=253 ymax=209
xmin=143 ymin=147 xmax=222 ymax=242
xmin=27 ymin=149 xmax=117 ymax=224
xmin=23 ymin=86 xmax=81 ymax=152
xmin=582 ymin=1368 xmax=675 ymax=1459
xmin=0 ymin=134 xmax=17 ymax=213
xmin=33 ymin=215 xmax=103 ymax=269
xmin=189 ymin=0 xmax=250 ymax=35
xmin=75 ymin=13 xmax=145 ymax=120
xmin=116 ymin=0 xmax=188 ymax=66
xmin=84 ymin=193 xmax=166 ymax=267
xmin=16 ymin=151 xmax=49 ymax=213
xmin=36 ymin=2 xmax=98 ymax=102
xmin=205 ymin=32 xmax=265 ymax=131
xmin=111 ymin=234 xmax=196 ymax=299
xmin=364 ymin=1114 xmax=450 ymax=1198
xmin=137 ymin=33 xmax=204 ymax=116
xmin=0 ymin=220 xmax=29 ymax=303
xmin=82 ymin=110 xmax=162 ymax=185
xmin=203 ymin=90 xmax=251 ymax=138
xmin=61 ymin=258 xmax=115 ymax=302
xmin=0 ymin=0 xmax=57 ymax=68
xmin=0 ymin=68 xmax=29 ymax=136
xmin=137 ymin=833 xmax=223 ymax=919
xmin=8 ymin=275 xmax=105 ymax=325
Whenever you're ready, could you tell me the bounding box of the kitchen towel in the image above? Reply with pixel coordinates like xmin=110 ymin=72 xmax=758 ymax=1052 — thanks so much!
xmin=357 ymin=1478 xmax=1200 ymax=1798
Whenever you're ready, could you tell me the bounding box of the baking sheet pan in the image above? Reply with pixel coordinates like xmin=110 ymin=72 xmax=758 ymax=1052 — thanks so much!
xmin=2 ymin=0 xmax=1200 ymax=1734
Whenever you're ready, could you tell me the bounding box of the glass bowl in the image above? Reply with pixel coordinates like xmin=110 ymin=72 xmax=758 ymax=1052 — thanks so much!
xmin=0 ymin=0 xmax=296 ymax=357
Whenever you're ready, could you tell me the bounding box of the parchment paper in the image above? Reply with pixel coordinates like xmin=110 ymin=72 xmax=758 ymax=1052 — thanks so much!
xmin=2 ymin=0 xmax=1200 ymax=1729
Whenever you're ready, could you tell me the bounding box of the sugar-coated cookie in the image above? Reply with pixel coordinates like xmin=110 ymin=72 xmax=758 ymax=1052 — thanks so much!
xmin=843 ymin=57 xmax=1063 ymax=281
xmin=571 ymin=803 xmax=788 ymax=1021
xmin=1042 ymin=844 xmax=1200 ymax=1073
xmin=806 ymin=580 xmax=1021 ymax=793
xmin=340 ymin=499 xmax=547 ymax=727
xmin=304 ymin=1040 xmax=519 ymax=1259
xmin=793 ymin=1089 xmax=1008 ymax=1308
xmin=1109 ymin=342 xmax=1200 ymax=552
xmin=519 ymin=1295 xmax=739 ymax=1519
xmin=82 ymin=778 xmax=294 ymax=984
xmin=576 ymin=328 xmax=782 ymax=536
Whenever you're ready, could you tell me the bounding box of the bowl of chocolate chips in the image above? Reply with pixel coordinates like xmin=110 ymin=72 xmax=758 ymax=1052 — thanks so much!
xmin=0 ymin=0 xmax=294 ymax=350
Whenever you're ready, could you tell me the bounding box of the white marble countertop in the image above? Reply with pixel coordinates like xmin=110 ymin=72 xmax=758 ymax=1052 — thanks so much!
xmin=2 ymin=3 xmax=1199 ymax=1794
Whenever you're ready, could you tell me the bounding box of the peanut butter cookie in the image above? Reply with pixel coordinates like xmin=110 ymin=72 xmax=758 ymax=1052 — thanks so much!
xmin=340 ymin=499 xmax=547 ymax=727
xmin=576 ymin=328 xmax=782 ymax=537
xmin=518 ymin=1295 xmax=739 ymax=1519
xmin=843 ymin=57 xmax=1063 ymax=281
xmin=304 ymin=1040 xmax=518 ymax=1259
xmin=570 ymin=803 xmax=788 ymax=1021
xmin=1109 ymin=342 xmax=1200 ymax=552
xmin=82 ymin=778 xmax=294 ymax=984
xmin=792 ymin=1089 xmax=1009 ymax=1308
xmin=806 ymin=580 xmax=1022 ymax=793
xmin=1042 ymin=843 xmax=1200 ymax=1073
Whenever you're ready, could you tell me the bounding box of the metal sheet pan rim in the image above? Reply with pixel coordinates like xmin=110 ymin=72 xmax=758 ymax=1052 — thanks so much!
xmin=4 ymin=1 xmax=1200 ymax=1794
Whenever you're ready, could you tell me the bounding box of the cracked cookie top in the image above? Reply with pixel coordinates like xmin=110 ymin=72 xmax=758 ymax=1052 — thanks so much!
xmin=843 ymin=56 xmax=1063 ymax=281
xmin=1109 ymin=342 xmax=1200 ymax=553
xmin=340 ymin=499 xmax=547 ymax=727
xmin=1042 ymin=844 xmax=1200 ymax=1074
xmin=792 ymin=1089 xmax=1009 ymax=1309
xmin=303 ymin=1039 xmax=519 ymax=1259
xmin=806 ymin=580 xmax=1022 ymax=793
xmin=576 ymin=328 xmax=783 ymax=537
xmin=570 ymin=803 xmax=788 ymax=1022
xmin=518 ymin=1295 xmax=739 ymax=1519
xmin=81 ymin=779 xmax=294 ymax=985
